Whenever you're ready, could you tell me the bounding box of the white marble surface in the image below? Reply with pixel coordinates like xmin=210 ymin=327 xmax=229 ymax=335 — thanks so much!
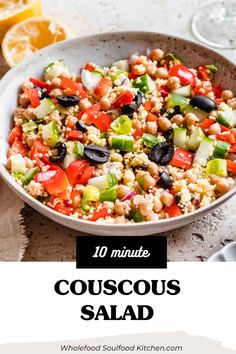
xmin=5 ymin=0 xmax=236 ymax=261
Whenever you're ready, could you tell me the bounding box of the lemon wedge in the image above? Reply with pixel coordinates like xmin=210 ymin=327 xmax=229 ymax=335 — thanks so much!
xmin=0 ymin=0 xmax=42 ymax=42
xmin=2 ymin=16 xmax=74 ymax=67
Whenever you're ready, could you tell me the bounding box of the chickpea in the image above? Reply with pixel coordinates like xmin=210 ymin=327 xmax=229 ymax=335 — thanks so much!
xmin=147 ymin=162 xmax=159 ymax=176
xmin=116 ymin=185 xmax=131 ymax=200
xmin=155 ymin=67 xmax=169 ymax=79
xmin=131 ymin=64 xmax=146 ymax=76
xmin=167 ymin=76 xmax=180 ymax=90
xmin=23 ymin=108 xmax=36 ymax=120
xmin=132 ymin=118 xmax=142 ymax=130
xmin=49 ymin=88 xmax=63 ymax=98
xmin=145 ymin=121 xmax=157 ymax=135
xmin=171 ymin=114 xmax=184 ymax=125
xmin=153 ymin=197 xmax=163 ymax=213
xmin=158 ymin=116 xmax=172 ymax=132
xmin=114 ymin=216 xmax=126 ymax=224
xmin=51 ymin=77 xmax=62 ymax=87
xmin=146 ymin=63 xmax=157 ymax=76
xmin=19 ymin=93 xmax=30 ymax=107
xmin=114 ymin=201 xmax=130 ymax=216
xmin=158 ymin=209 xmax=166 ymax=219
xmin=142 ymin=174 xmax=156 ymax=191
xmin=210 ymin=174 xmax=220 ymax=184
xmin=216 ymin=178 xmax=231 ymax=194
xmin=100 ymin=97 xmax=111 ymax=110
xmin=139 ymin=200 xmax=154 ymax=216
xmin=222 ymin=89 xmax=234 ymax=101
xmin=227 ymin=98 xmax=236 ymax=109
xmin=185 ymin=112 xmax=199 ymax=126
xmin=79 ymin=98 xmax=92 ymax=110
xmin=208 ymin=122 xmax=221 ymax=135
xmin=149 ymin=48 xmax=164 ymax=62
xmin=160 ymin=191 xmax=174 ymax=207
xmin=145 ymin=212 xmax=160 ymax=222
xmin=185 ymin=170 xmax=197 ymax=184
xmin=6 ymin=157 xmax=12 ymax=170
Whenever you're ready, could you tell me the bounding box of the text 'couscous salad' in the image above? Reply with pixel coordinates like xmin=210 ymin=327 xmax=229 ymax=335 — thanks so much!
xmin=7 ymin=49 xmax=236 ymax=223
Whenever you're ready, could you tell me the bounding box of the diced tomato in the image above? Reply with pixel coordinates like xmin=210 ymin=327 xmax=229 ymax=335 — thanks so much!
xmin=77 ymin=103 xmax=101 ymax=120
xmin=227 ymin=160 xmax=236 ymax=173
xmin=84 ymin=62 xmax=97 ymax=71
xmin=87 ymin=206 xmax=112 ymax=221
xmin=133 ymin=128 xmax=143 ymax=140
xmin=66 ymin=160 xmax=89 ymax=186
xmin=94 ymin=77 xmax=112 ymax=97
xmin=65 ymin=118 xmax=76 ymax=129
xmin=60 ymin=77 xmax=87 ymax=98
xmin=159 ymin=85 xmax=170 ymax=98
xmin=128 ymin=72 xmax=138 ymax=80
xmin=165 ymin=201 xmax=182 ymax=218
xmin=197 ymin=65 xmax=210 ymax=81
xmin=77 ymin=166 xmax=95 ymax=185
xmin=219 ymin=125 xmax=236 ymax=134
xmin=8 ymin=137 xmax=28 ymax=157
xmin=42 ymin=169 xmax=69 ymax=195
xmin=8 ymin=126 xmax=22 ymax=145
xmin=29 ymin=77 xmax=52 ymax=92
xmin=143 ymin=100 xmax=153 ymax=111
xmin=70 ymin=190 xmax=81 ymax=208
xmin=113 ymin=91 xmax=134 ymax=108
xmin=65 ymin=130 xmax=83 ymax=141
xmin=53 ymin=203 xmax=73 ymax=216
xmin=198 ymin=118 xmax=215 ymax=134
xmin=30 ymin=139 xmax=49 ymax=168
xmin=170 ymin=149 xmax=194 ymax=170
xmin=85 ymin=111 xmax=112 ymax=132
xmin=169 ymin=64 xmax=195 ymax=85
xmin=229 ymin=144 xmax=236 ymax=153
xmin=217 ymin=132 xmax=236 ymax=145
xmin=57 ymin=188 xmax=71 ymax=200
xmin=212 ymin=86 xmax=222 ymax=99
xmin=215 ymin=98 xmax=223 ymax=105
xmin=34 ymin=170 xmax=57 ymax=182
xmin=193 ymin=80 xmax=212 ymax=96
xmin=147 ymin=112 xmax=158 ymax=122
xmin=28 ymin=88 xmax=40 ymax=108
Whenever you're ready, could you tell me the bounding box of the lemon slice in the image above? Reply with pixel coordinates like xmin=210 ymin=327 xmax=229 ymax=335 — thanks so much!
xmin=2 ymin=16 xmax=74 ymax=67
xmin=0 ymin=0 xmax=42 ymax=42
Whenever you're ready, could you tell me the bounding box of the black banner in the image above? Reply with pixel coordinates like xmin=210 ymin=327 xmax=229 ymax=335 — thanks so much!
xmin=76 ymin=236 xmax=167 ymax=269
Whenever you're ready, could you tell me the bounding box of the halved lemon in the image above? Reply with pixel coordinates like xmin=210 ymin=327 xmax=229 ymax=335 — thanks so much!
xmin=0 ymin=0 xmax=42 ymax=42
xmin=2 ymin=16 xmax=74 ymax=67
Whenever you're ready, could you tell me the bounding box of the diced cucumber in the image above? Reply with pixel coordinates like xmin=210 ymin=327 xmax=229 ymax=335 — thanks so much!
xmin=99 ymin=186 xmax=117 ymax=202
xmin=167 ymin=94 xmax=189 ymax=110
xmin=132 ymin=74 xmax=156 ymax=93
xmin=142 ymin=134 xmax=162 ymax=148
xmin=128 ymin=210 xmax=144 ymax=222
xmin=110 ymin=115 xmax=132 ymax=135
xmin=111 ymin=135 xmax=134 ymax=152
xmin=63 ymin=154 xmax=77 ymax=169
xmin=22 ymin=121 xmax=38 ymax=133
xmin=194 ymin=136 xmax=214 ymax=166
xmin=184 ymin=104 xmax=209 ymax=121
xmin=44 ymin=60 xmax=67 ymax=80
xmin=212 ymin=141 xmax=230 ymax=159
xmin=74 ymin=141 xmax=84 ymax=157
xmin=112 ymin=59 xmax=129 ymax=72
xmin=173 ymin=127 xmax=187 ymax=149
xmin=172 ymin=84 xmax=191 ymax=97
xmin=163 ymin=52 xmax=181 ymax=64
xmin=217 ymin=110 xmax=236 ymax=128
xmin=206 ymin=64 xmax=218 ymax=80
xmin=33 ymin=98 xmax=56 ymax=119
xmin=23 ymin=167 xmax=40 ymax=185
xmin=42 ymin=121 xmax=60 ymax=147
xmin=81 ymin=185 xmax=100 ymax=211
xmin=107 ymin=173 xmax=117 ymax=188
xmin=206 ymin=158 xmax=227 ymax=176
xmin=88 ymin=173 xmax=117 ymax=190
xmin=186 ymin=127 xmax=205 ymax=151
xmin=109 ymin=69 xmax=127 ymax=82
xmin=10 ymin=154 xmax=27 ymax=173
xmin=81 ymin=69 xmax=103 ymax=91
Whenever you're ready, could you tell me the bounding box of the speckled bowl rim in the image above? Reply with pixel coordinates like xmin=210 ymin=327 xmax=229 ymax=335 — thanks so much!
xmin=1 ymin=30 xmax=236 ymax=231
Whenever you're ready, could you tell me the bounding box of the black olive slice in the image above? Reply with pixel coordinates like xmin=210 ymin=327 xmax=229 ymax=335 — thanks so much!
xmin=49 ymin=142 xmax=67 ymax=163
xmin=149 ymin=141 xmax=174 ymax=165
xmin=84 ymin=145 xmax=110 ymax=163
xmin=57 ymin=95 xmax=80 ymax=107
xmin=121 ymin=91 xmax=145 ymax=116
xmin=157 ymin=171 xmax=173 ymax=189
xmin=190 ymin=95 xmax=217 ymax=113
xmin=34 ymin=85 xmax=48 ymax=99
xmin=163 ymin=128 xmax=173 ymax=141
xmin=75 ymin=120 xmax=87 ymax=132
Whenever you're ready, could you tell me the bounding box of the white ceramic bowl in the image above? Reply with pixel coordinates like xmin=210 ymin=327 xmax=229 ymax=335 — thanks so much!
xmin=208 ymin=242 xmax=236 ymax=261
xmin=1 ymin=32 xmax=236 ymax=236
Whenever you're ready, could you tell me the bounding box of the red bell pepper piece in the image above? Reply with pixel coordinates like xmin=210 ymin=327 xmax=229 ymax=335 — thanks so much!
xmin=8 ymin=126 xmax=23 ymax=145
xmin=60 ymin=77 xmax=87 ymax=98
xmin=113 ymin=91 xmax=134 ymax=108
xmin=84 ymin=62 xmax=97 ymax=72
xmin=159 ymin=85 xmax=170 ymax=97
xmin=28 ymin=88 xmax=40 ymax=108
xmin=77 ymin=166 xmax=95 ymax=185
xmin=212 ymin=86 xmax=222 ymax=99
xmin=87 ymin=206 xmax=112 ymax=221
xmin=65 ymin=130 xmax=83 ymax=141
xmin=169 ymin=64 xmax=195 ymax=85
xmin=229 ymin=145 xmax=236 ymax=153
xmin=70 ymin=190 xmax=81 ymax=208
xmin=197 ymin=65 xmax=210 ymax=81
xmin=170 ymin=149 xmax=194 ymax=170
xmin=85 ymin=111 xmax=112 ymax=132
xmin=165 ymin=201 xmax=182 ymax=218
xmin=30 ymin=77 xmax=52 ymax=92
xmin=217 ymin=132 xmax=236 ymax=145
xmin=30 ymin=139 xmax=49 ymax=168
xmin=198 ymin=118 xmax=215 ymax=134
xmin=227 ymin=160 xmax=236 ymax=173
xmin=53 ymin=203 xmax=73 ymax=216
xmin=66 ymin=160 xmax=89 ymax=186
xmin=77 ymin=103 xmax=101 ymax=120
xmin=133 ymin=128 xmax=143 ymax=140
xmin=8 ymin=137 xmax=28 ymax=157
xmin=94 ymin=77 xmax=112 ymax=97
